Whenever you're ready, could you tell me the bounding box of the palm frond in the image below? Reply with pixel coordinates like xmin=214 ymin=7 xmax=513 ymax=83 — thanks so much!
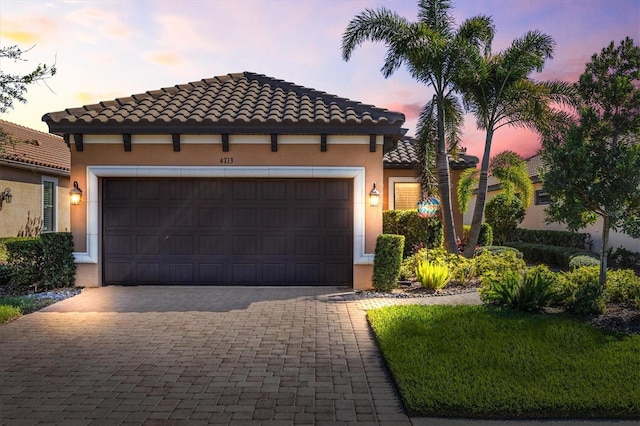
xmin=418 ymin=0 xmax=455 ymax=37
xmin=457 ymin=168 xmax=480 ymax=213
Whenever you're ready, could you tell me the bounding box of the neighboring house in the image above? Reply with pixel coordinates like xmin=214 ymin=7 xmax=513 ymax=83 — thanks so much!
xmin=42 ymin=72 xmax=405 ymax=290
xmin=0 ymin=119 xmax=70 ymax=237
xmin=463 ymin=153 xmax=640 ymax=254
xmin=383 ymin=136 xmax=479 ymax=238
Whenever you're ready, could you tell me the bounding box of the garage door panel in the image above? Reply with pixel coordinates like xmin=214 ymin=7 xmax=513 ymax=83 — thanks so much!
xmin=103 ymin=178 xmax=352 ymax=286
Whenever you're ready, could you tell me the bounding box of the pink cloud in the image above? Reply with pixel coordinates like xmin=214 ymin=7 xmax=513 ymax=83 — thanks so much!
xmin=384 ymin=102 xmax=422 ymax=120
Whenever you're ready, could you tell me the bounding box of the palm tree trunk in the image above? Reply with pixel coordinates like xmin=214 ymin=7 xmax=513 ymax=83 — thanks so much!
xmin=599 ymin=215 xmax=609 ymax=286
xmin=436 ymin=98 xmax=459 ymax=254
xmin=463 ymin=129 xmax=494 ymax=258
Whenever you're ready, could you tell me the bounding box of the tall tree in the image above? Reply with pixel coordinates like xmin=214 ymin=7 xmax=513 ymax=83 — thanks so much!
xmin=341 ymin=0 xmax=494 ymax=254
xmin=541 ymin=37 xmax=640 ymax=284
xmin=457 ymin=30 xmax=576 ymax=257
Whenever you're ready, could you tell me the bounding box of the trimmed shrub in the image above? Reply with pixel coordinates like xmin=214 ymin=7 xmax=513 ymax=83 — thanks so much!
xmin=372 ymin=234 xmax=405 ymax=292
xmin=476 ymin=245 xmax=523 ymax=258
xmin=475 ymin=249 xmax=526 ymax=280
xmin=5 ymin=238 xmax=44 ymax=290
xmin=569 ymin=255 xmax=600 ymax=270
xmin=608 ymin=247 xmax=640 ymax=273
xmin=485 ymin=194 xmax=525 ymax=245
xmin=0 ymin=263 xmax=12 ymax=286
xmin=505 ymin=242 xmax=599 ymax=270
xmin=509 ymin=229 xmax=592 ymax=250
xmin=41 ymin=232 xmax=76 ymax=289
xmin=383 ymin=210 xmax=443 ymax=257
xmin=479 ymin=222 xmax=493 ymax=247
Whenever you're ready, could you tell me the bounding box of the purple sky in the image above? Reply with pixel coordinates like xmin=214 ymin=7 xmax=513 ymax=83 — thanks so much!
xmin=1 ymin=0 xmax=638 ymax=161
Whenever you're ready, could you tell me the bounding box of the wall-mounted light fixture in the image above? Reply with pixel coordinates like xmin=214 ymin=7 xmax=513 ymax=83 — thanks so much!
xmin=369 ymin=182 xmax=380 ymax=207
xmin=69 ymin=181 xmax=82 ymax=205
xmin=0 ymin=188 xmax=13 ymax=211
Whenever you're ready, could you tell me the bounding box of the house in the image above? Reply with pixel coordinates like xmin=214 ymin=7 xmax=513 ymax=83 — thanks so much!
xmin=0 ymin=120 xmax=70 ymax=237
xmin=463 ymin=153 xmax=640 ymax=254
xmin=383 ymin=136 xmax=479 ymax=237
xmin=42 ymin=72 xmax=406 ymax=290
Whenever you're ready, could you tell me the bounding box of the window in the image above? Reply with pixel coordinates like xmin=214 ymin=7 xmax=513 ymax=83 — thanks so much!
xmin=42 ymin=177 xmax=57 ymax=232
xmin=392 ymin=181 xmax=421 ymax=210
xmin=535 ymin=189 xmax=550 ymax=205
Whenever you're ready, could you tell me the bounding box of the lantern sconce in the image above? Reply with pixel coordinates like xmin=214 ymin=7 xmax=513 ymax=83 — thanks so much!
xmin=369 ymin=182 xmax=380 ymax=207
xmin=69 ymin=181 xmax=82 ymax=206
xmin=0 ymin=188 xmax=13 ymax=211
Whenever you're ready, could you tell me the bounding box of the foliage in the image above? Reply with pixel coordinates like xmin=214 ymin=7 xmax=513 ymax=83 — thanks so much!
xmin=608 ymin=246 xmax=640 ymax=273
xmin=459 ymin=27 xmax=577 ymax=257
xmin=457 ymin=151 xmax=533 ymax=214
xmin=0 ymin=45 xmax=57 ymax=114
xmin=368 ymin=304 xmax=640 ymax=418
xmin=383 ymin=210 xmax=443 ymax=257
xmin=475 ymin=245 xmax=523 ymax=258
xmin=485 ymin=193 xmax=525 ymax=245
xmin=5 ymin=238 xmax=44 ymax=290
xmin=0 ymin=305 xmax=21 ymax=324
xmin=342 ymin=0 xmax=495 ymax=254
xmin=505 ymin=242 xmax=599 ymax=270
xmin=0 ymin=296 xmax=55 ymax=325
xmin=17 ymin=211 xmax=42 ymax=237
xmin=569 ymin=255 xmax=601 ymax=270
xmin=605 ymin=269 xmax=640 ymax=308
xmin=415 ymin=260 xmax=451 ymax=290
xmin=480 ymin=265 xmax=555 ymax=311
xmin=449 ymin=255 xmax=478 ymax=286
xmin=41 ymin=233 xmax=76 ymax=289
xmin=509 ymin=228 xmax=592 ymax=249
xmin=372 ymin=234 xmax=405 ymax=292
xmin=478 ymin=222 xmax=493 ymax=246
xmin=0 ymin=263 xmax=12 ymax=286
xmin=552 ymin=266 xmax=606 ymax=315
xmin=541 ymin=37 xmax=640 ymax=284
xmin=474 ymin=249 xmax=526 ymax=280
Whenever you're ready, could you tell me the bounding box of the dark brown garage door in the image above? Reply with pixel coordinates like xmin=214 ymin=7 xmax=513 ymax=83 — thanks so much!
xmin=103 ymin=178 xmax=353 ymax=286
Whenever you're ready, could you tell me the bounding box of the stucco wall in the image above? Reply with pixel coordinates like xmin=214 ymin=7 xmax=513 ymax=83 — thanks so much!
xmin=70 ymin=134 xmax=386 ymax=289
xmin=0 ymin=168 xmax=70 ymax=237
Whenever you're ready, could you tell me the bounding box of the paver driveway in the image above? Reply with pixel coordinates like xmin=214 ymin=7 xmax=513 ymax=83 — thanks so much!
xmin=0 ymin=286 xmax=479 ymax=425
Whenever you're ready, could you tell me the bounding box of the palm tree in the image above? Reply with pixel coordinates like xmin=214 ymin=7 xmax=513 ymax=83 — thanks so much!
xmin=341 ymin=0 xmax=494 ymax=254
xmin=457 ymin=30 xmax=576 ymax=257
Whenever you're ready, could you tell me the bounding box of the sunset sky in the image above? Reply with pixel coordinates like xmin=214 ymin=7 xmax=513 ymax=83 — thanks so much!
xmin=1 ymin=0 xmax=638 ymax=161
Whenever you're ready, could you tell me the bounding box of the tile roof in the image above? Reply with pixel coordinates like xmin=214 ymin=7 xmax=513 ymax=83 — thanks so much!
xmin=384 ymin=137 xmax=479 ymax=169
xmin=43 ymin=72 xmax=405 ymax=136
xmin=0 ymin=120 xmax=70 ymax=174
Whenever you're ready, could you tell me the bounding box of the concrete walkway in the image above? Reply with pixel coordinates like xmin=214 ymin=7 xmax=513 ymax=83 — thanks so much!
xmin=0 ymin=287 xmax=635 ymax=426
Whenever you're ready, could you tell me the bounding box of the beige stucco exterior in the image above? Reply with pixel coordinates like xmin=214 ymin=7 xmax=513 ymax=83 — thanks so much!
xmin=0 ymin=167 xmax=70 ymax=237
xmin=70 ymin=134 xmax=385 ymax=290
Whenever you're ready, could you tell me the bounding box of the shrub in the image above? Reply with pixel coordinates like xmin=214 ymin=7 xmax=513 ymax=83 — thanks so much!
xmin=480 ymin=265 xmax=555 ymax=311
xmin=479 ymin=222 xmax=493 ymax=247
xmin=505 ymin=242 xmax=599 ymax=270
xmin=450 ymin=256 xmax=478 ymax=286
xmin=0 ymin=305 xmax=21 ymax=323
xmin=0 ymin=263 xmax=12 ymax=286
xmin=607 ymin=246 xmax=640 ymax=273
xmin=41 ymin=232 xmax=76 ymax=289
xmin=476 ymin=245 xmax=523 ymax=258
xmin=383 ymin=210 xmax=443 ymax=257
xmin=509 ymin=229 xmax=592 ymax=250
xmin=5 ymin=238 xmax=44 ymax=290
xmin=415 ymin=260 xmax=451 ymax=290
xmin=372 ymin=234 xmax=405 ymax=292
xmin=553 ymin=266 xmax=605 ymax=315
xmin=606 ymin=269 xmax=640 ymax=308
xmin=474 ymin=249 xmax=526 ymax=280
xmin=485 ymin=194 xmax=525 ymax=245
xmin=569 ymin=255 xmax=600 ymax=270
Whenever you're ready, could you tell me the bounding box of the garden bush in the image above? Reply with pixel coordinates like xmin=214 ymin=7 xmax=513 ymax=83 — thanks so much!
xmin=383 ymin=210 xmax=442 ymax=257
xmin=505 ymin=242 xmax=599 ymax=270
xmin=485 ymin=193 xmax=525 ymax=245
xmin=475 ymin=245 xmax=523 ymax=258
xmin=460 ymin=223 xmax=493 ymax=249
xmin=509 ymin=229 xmax=592 ymax=250
xmin=569 ymin=255 xmax=600 ymax=270
xmin=5 ymin=238 xmax=44 ymax=290
xmin=41 ymin=232 xmax=76 ymax=288
xmin=606 ymin=269 xmax=640 ymax=308
xmin=415 ymin=260 xmax=450 ymax=290
xmin=608 ymin=247 xmax=640 ymax=273
xmin=474 ymin=249 xmax=526 ymax=280
xmin=552 ymin=266 xmax=605 ymax=315
xmin=0 ymin=263 xmax=12 ymax=286
xmin=372 ymin=234 xmax=405 ymax=292
xmin=480 ymin=265 xmax=555 ymax=311
xmin=449 ymin=256 xmax=478 ymax=286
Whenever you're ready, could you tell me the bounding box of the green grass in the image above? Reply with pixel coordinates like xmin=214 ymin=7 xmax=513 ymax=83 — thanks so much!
xmin=367 ymin=304 xmax=640 ymax=419
xmin=0 ymin=297 xmax=54 ymax=325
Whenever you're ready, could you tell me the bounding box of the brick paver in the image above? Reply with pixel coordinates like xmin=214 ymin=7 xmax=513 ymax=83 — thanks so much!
xmin=0 ymin=286 xmax=479 ymax=425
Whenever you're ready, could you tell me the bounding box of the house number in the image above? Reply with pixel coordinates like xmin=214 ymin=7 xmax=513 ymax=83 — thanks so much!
xmin=220 ymin=157 xmax=234 ymax=164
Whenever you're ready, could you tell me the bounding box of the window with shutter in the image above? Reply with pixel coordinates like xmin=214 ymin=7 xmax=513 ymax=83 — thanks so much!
xmin=42 ymin=179 xmax=56 ymax=232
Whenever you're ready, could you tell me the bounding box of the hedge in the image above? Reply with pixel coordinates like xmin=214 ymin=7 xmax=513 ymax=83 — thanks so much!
xmin=504 ymin=242 xmax=599 ymax=269
xmin=383 ymin=210 xmax=443 ymax=257
xmin=372 ymin=234 xmax=405 ymax=292
xmin=509 ymin=229 xmax=592 ymax=250
xmin=5 ymin=237 xmax=44 ymax=290
xmin=41 ymin=232 xmax=76 ymax=288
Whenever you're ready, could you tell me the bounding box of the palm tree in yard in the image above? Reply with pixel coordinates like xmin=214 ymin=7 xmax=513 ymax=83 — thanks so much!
xmin=341 ymin=0 xmax=494 ymax=254
xmin=457 ymin=30 xmax=576 ymax=257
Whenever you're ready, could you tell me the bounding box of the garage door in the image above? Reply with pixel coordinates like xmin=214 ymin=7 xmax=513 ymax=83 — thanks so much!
xmin=102 ymin=178 xmax=353 ymax=286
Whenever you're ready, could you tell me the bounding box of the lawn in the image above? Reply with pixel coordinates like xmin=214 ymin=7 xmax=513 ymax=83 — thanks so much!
xmin=367 ymin=304 xmax=640 ymax=419
xmin=0 ymin=297 xmax=55 ymax=324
